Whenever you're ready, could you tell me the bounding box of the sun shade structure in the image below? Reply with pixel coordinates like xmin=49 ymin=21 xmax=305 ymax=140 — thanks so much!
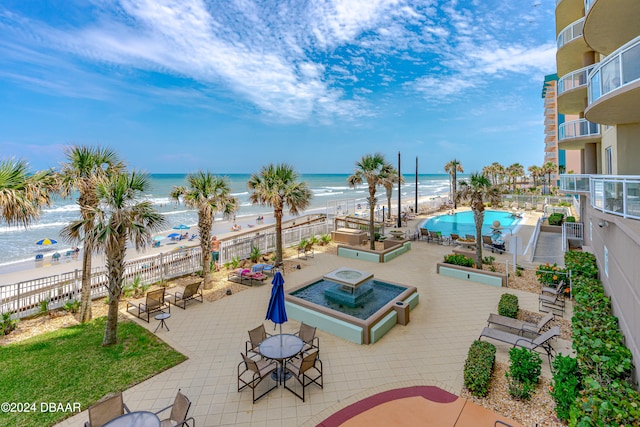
xmin=266 ymin=271 xmax=288 ymax=335
xmin=35 ymin=238 xmax=57 ymax=245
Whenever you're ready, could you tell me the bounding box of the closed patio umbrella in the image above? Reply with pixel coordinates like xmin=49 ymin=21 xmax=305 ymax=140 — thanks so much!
xmin=266 ymin=271 xmax=287 ymax=339
xmin=173 ymin=224 xmax=190 ymax=230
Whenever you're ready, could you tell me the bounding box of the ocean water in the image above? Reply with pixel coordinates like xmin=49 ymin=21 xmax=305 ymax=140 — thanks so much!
xmin=0 ymin=173 xmax=450 ymax=268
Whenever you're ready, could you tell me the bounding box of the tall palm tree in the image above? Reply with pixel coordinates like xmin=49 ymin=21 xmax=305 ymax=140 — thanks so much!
xmin=381 ymin=165 xmax=403 ymax=220
xmin=171 ymin=172 xmax=237 ymax=290
xmin=62 ymin=171 xmax=165 ymax=346
xmin=444 ymin=159 xmax=464 ymax=209
xmin=456 ymin=173 xmax=502 ymax=269
xmin=507 ymin=163 xmax=524 ymax=191
xmin=248 ymin=164 xmax=312 ymax=263
xmin=528 ymin=165 xmax=541 ymax=190
xmin=0 ymin=158 xmax=55 ymax=226
xmin=347 ymin=153 xmax=392 ymax=250
xmin=542 ymin=162 xmax=557 ymax=194
xmin=58 ymin=146 xmax=125 ymax=323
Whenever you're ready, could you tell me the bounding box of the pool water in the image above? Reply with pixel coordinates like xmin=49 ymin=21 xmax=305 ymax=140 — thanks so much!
xmin=420 ymin=210 xmax=520 ymax=237
xmin=290 ymin=279 xmax=407 ymax=320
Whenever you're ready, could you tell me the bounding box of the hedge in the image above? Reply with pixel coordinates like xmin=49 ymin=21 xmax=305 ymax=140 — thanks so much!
xmin=498 ymin=293 xmax=518 ymax=319
xmin=464 ymin=340 xmax=496 ymax=397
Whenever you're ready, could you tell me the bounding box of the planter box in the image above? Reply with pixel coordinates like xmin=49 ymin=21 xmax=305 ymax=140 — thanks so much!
xmin=337 ymin=241 xmax=410 ymax=263
xmin=436 ymin=262 xmax=506 ymax=287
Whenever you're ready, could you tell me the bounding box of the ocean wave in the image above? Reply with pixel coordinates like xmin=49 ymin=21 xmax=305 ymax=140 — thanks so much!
xmin=314 ymin=191 xmax=343 ymax=197
xmin=0 ymin=221 xmax=70 ymax=233
xmin=42 ymin=205 xmax=80 ymax=213
xmin=232 ymin=191 xmax=249 ymax=196
xmin=323 ymin=186 xmax=350 ymax=190
xmin=161 ymin=210 xmax=192 ymax=216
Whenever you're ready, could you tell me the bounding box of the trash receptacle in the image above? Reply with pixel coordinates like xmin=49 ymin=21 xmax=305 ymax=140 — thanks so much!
xmin=394 ymin=300 xmax=410 ymax=325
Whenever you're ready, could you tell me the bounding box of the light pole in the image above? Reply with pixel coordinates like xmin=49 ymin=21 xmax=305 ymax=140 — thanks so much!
xmin=397 ymin=151 xmax=402 ymax=228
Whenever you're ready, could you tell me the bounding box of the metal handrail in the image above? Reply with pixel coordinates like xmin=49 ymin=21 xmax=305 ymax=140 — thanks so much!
xmin=558 ymin=64 xmax=595 ymax=95
xmin=558 ymin=119 xmax=600 ymax=141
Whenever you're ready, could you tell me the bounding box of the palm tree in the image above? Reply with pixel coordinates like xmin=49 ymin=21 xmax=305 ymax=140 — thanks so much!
xmin=171 ymin=172 xmax=237 ymax=290
xmin=381 ymin=165 xmax=403 ymax=220
xmin=347 ymin=153 xmax=392 ymax=250
xmin=528 ymin=165 xmax=541 ymax=190
xmin=58 ymin=146 xmax=125 ymax=323
xmin=248 ymin=164 xmax=312 ymax=263
xmin=62 ymin=171 xmax=165 ymax=346
xmin=507 ymin=163 xmax=524 ymax=191
xmin=444 ymin=159 xmax=464 ymax=209
xmin=456 ymin=173 xmax=502 ymax=269
xmin=542 ymin=162 xmax=557 ymax=194
xmin=0 ymin=158 xmax=55 ymax=226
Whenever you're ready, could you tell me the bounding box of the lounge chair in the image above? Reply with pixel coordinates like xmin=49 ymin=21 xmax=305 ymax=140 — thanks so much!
xmin=84 ymin=392 xmax=130 ymax=427
xmin=246 ymin=324 xmax=272 ymax=359
xmin=127 ymin=288 xmax=169 ymax=323
xmin=539 ymin=293 xmax=565 ymax=316
xmin=238 ymin=353 xmax=278 ymax=403
xmin=482 ymin=235 xmax=505 ymax=253
xmin=429 ymin=230 xmax=443 ymax=244
xmin=294 ymin=322 xmax=320 ymax=356
xmin=450 ymin=233 xmax=460 ymax=245
xmin=284 ymin=350 xmax=323 ymax=402
xmin=298 ymin=243 xmax=314 ymax=260
xmin=487 ymin=311 xmax=554 ymax=336
xmin=479 ymin=326 xmax=560 ymax=364
xmin=541 ymin=281 xmax=569 ymax=298
xmin=153 ymin=389 xmax=195 ymax=427
xmin=166 ymin=280 xmax=203 ymax=310
xmin=228 ymin=268 xmax=262 ymax=285
xmin=419 ymin=228 xmax=431 ymax=242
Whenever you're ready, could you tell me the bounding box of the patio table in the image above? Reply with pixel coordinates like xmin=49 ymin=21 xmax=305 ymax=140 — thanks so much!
xmin=103 ymin=411 xmax=160 ymax=427
xmin=259 ymin=334 xmax=304 ymax=384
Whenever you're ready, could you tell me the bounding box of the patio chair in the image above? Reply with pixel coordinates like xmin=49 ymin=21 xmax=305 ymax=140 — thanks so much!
xmin=245 ymin=324 xmax=272 ymax=359
xmin=238 ymin=353 xmax=278 ymax=403
xmin=283 ymin=350 xmax=323 ymax=402
xmin=127 ymin=288 xmax=169 ymax=323
xmin=487 ymin=311 xmax=554 ymax=336
xmin=294 ymin=322 xmax=320 ymax=356
xmin=482 ymin=235 xmax=505 ymax=253
xmin=84 ymin=392 xmax=130 ymax=427
xmin=153 ymin=389 xmax=195 ymax=427
xmin=450 ymin=233 xmax=460 ymax=245
xmin=261 ymin=263 xmax=275 ymax=276
xmin=298 ymin=243 xmax=314 ymax=260
xmin=429 ymin=230 xmax=443 ymax=244
xmin=541 ymin=281 xmax=569 ymax=298
xmin=539 ymin=293 xmax=565 ymax=316
xmin=166 ymin=280 xmax=203 ymax=310
xmin=479 ymin=326 xmax=560 ymax=364
xmin=419 ymin=228 xmax=431 ymax=242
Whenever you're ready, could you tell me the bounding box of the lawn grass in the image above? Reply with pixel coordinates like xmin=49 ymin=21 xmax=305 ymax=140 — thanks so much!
xmin=0 ymin=317 xmax=187 ymax=426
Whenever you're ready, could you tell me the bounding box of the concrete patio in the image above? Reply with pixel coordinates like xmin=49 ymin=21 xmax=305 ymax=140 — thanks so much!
xmin=58 ymin=238 xmax=571 ymax=427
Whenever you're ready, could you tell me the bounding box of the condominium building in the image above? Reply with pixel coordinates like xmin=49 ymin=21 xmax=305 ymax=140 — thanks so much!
xmin=555 ymin=0 xmax=640 ymax=384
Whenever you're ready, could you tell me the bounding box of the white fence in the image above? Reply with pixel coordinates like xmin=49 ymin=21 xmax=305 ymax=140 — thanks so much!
xmin=562 ymin=222 xmax=584 ymax=252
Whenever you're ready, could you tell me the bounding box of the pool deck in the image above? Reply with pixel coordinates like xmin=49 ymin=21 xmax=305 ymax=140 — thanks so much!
xmin=57 ymin=210 xmax=569 ymax=427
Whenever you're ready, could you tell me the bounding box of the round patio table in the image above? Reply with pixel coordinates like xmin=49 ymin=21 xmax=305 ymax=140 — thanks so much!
xmin=103 ymin=411 xmax=160 ymax=427
xmin=259 ymin=334 xmax=304 ymax=383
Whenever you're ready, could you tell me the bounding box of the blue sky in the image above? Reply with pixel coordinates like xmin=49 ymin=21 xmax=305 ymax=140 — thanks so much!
xmin=0 ymin=0 xmax=556 ymax=174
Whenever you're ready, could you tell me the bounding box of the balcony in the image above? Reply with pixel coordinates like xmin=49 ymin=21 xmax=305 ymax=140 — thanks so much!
xmin=557 ymin=65 xmax=595 ymax=114
xmin=560 ymin=174 xmax=591 ymax=193
xmin=583 ymin=0 xmax=640 ymax=56
xmin=556 ymin=18 xmax=590 ymax=76
xmin=555 ymin=0 xmax=585 ymax=34
xmin=545 ymin=152 xmax=558 ymax=162
xmin=545 ymin=142 xmax=557 ymax=152
xmin=558 ymin=119 xmax=600 ymax=150
xmin=586 ymin=36 xmax=640 ymax=124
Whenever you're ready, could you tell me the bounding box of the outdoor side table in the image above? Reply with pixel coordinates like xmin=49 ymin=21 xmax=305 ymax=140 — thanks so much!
xmin=153 ymin=312 xmax=171 ymax=333
xmin=259 ymin=334 xmax=304 ymax=383
xmin=103 ymin=411 xmax=160 ymax=427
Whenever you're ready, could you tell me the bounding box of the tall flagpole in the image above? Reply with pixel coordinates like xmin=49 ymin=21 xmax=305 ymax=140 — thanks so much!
xmin=397 ymin=152 xmax=402 ymax=228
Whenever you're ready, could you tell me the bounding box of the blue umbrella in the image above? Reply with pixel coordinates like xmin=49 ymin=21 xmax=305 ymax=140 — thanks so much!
xmin=35 ymin=238 xmax=58 ymax=246
xmin=167 ymin=233 xmax=181 ymax=239
xmin=266 ymin=271 xmax=287 ymax=336
xmin=173 ymin=224 xmax=190 ymax=230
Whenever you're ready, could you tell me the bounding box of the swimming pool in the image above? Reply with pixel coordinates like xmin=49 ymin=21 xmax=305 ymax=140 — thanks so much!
xmin=420 ymin=210 xmax=520 ymax=237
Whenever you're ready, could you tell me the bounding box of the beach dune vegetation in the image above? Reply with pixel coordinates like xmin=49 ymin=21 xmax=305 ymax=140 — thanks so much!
xmin=456 ymin=172 xmax=502 ymax=269
xmin=171 ymin=172 xmax=238 ymax=290
xmin=248 ymin=163 xmax=312 ymax=263
xmin=57 ymin=145 xmax=125 ymax=323
xmin=61 ymin=171 xmax=165 ymax=346
xmin=0 ymin=157 xmax=56 ymax=227
xmin=347 ymin=153 xmax=393 ymax=250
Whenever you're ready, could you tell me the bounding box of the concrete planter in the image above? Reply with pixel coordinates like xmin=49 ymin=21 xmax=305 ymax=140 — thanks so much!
xmin=436 ymin=262 xmax=507 ymax=287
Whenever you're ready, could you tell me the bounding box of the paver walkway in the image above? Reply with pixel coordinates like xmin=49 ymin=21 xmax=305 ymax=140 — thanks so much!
xmin=58 ymin=238 xmax=571 ymax=427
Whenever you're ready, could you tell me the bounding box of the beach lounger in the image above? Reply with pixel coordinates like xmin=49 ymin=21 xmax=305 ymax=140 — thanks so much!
xmin=127 ymin=288 xmax=169 ymax=322
xmin=486 ymin=311 xmax=554 ymax=336
xmin=165 ymin=280 xmax=203 ymax=309
xmin=479 ymin=326 xmax=560 ymax=364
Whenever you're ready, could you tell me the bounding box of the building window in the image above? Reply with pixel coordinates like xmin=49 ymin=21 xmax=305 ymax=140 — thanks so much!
xmin=605 ymin=146 xmax=613 ymax=174
xmin=604 ymin=246 xmax=609 ymax=277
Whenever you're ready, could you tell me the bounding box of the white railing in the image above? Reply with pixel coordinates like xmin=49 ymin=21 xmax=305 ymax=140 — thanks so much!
xmin=557 ymin=17 xmax=584 ymax=49
xmin=588 ymin=35 xmax=640 ymax=104
xmin=562 ymin=222 xmax=584 ymax=251
xmin=558 ymin=64 xmax=595 ymax=95
xmin=558 ymin=119 xmax=600 ymax=141
xmin=529 ymin=217 xmax=543 ymax=262
xmin=591 ymin=175 xmax=640 ymax=219
xmin=584 ymin=0 xmax=596 ymax=11
xmin=559 ymin=174 xmax=591 ymax=193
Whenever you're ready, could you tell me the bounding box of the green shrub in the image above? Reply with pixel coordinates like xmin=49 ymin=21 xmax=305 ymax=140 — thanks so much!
xmin=463 ymin=340 xmax=496 ymax=397
xmin=506 ymin=347 xmax=542 ymax=401
xmin=550 ymin=354 xmax=581 ymax=422
xmin=443 ymin=253 xmax=475 ymax=268
xmin=548 ymin=213 xmax=564 ymax=226
xmin=498 ymin=293 xmax=518 ymax=319
xmin=535 ymin=263 xmax=566 ymax=286
xmin=320 ymin=234 xmax=332 ymax=245
xmin=564 ymin=250 xmax=598 ymax=279
xmin=565 ymin=216 xmax=576 ymax=222
xmin=62 ymin=299 xmax=81 ymax=314
xmin=0 ymin=312 xmax=18 ymax=336
xmin=249 ymin=246 xmax=262 ymax=263
xmin=482 ymin=256 xmax=495 ymax=265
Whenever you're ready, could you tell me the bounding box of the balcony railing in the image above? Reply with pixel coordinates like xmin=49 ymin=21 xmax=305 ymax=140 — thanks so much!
xmin=584 ymin=0 xmax=596 ymax=11
xmin=558 ymin=65 xmax=596 ymax=95
xmin=588 ymin=35 xmax=640 ymax=104
xmin=558 ymin=119 xmax=600 ymax=141
xmin=557 ymin=17 xmax=584 ymax=49
xmin=560 ymin=174 xmax=640 ymax=220
xmin=560 ymin=174 xmax=591 ymax=193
